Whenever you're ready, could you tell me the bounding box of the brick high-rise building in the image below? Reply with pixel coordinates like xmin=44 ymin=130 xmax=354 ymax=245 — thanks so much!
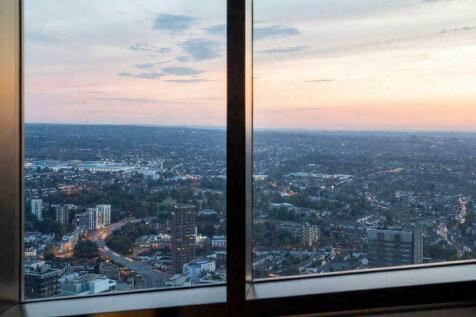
xmin=171 ymin=204 xmax=197 ymax=274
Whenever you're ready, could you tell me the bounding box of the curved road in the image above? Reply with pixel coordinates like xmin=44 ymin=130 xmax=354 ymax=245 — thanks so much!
xmin=89 ymin=220 xmax=166 ymax=289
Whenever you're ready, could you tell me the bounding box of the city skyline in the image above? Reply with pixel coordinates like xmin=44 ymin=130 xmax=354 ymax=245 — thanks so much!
xmin=25 ymin=0 xmax=476 ymax=130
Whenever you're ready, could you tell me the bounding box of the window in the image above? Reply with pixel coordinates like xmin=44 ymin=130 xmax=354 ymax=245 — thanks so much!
xmin=2 ymin=0 xmax=476 ymax=315
xmin=23 ymin=0 xmax=226 ymax=300
xmin=252 ymin=0 xmax=476 ymax=280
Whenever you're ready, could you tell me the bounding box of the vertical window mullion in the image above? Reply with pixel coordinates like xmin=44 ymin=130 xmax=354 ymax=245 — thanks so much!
xmin=0 ymin=0 xmax=22 ymax=304
xmin=227 ymin=0 xmax=249 ymax=315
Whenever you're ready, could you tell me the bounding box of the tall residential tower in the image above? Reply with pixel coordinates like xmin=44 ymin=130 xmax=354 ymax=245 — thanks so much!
xmin=171 ymin=204 xmax=197 ymax=273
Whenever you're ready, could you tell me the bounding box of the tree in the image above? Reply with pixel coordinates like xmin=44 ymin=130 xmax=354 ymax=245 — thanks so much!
xmin=74 ymin=239 xmax=99 ymax=258
xmin=43 ymin=245 xmax=56 ymax=261
xmin=106 ymin=235 xmax=133 ymax=255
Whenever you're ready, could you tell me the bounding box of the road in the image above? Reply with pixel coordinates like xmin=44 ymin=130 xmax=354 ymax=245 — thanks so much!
xmin=88 ymin=219 xmax=166 ymax=289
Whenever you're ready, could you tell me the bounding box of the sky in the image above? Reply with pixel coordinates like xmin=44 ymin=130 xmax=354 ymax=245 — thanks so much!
xmin=25 ymin=0 xmax=476 ymax=130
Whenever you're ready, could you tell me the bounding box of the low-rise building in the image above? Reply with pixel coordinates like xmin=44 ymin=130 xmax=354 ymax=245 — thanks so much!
xmin=211 ymin=235 xmax=226 ymax=248
xmin=185 ymin=259 xmax=216 ymax=282
xmin=60 ymin=274 xmax=116 ymax=296
xmin=165 ymin=274 xmax=191 ymax=287
xmin=24 ymin=262 xmax=63 ymax=299
xmin=99 ymin=262 xmax=120 ymax=280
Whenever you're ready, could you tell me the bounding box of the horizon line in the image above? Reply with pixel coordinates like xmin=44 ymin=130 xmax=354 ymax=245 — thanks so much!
xmin=24 ymin=122 xmax=476 ymax=134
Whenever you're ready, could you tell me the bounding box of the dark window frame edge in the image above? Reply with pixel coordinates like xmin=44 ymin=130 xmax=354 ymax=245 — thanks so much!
xmin=0 ymin=0 xmax=476 ymax=316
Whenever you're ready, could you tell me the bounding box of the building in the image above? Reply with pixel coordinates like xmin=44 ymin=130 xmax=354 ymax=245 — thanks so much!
xmin=74 ymin=212 xmax=89 ymax=230
xmin=98 ymin=262 xmax=120 ymax=280
xmin=185 ymin=259 xmax=216 ymax=282
xmin=88 ymin=207 xmax=102 ymax=229
xmin=367 ymin=228 xmax=423 ymax=268
xmin=96 ymin=204 xmax=112 ymax=226
xmin=58 ymin=233 xmax=79 ymax=254
xmin=165 ymin=274 xmax=192 ymax=287
xmin=60 ymin=274 xmax=116 ymax=296
xmin=55 ymin=204 xmax=70 ymax=225
xmin=31 ymin=199 xmax=43 ymax=221
xmin=75 ymin=206 xmax=112 ymax=230
xmin=211 ymin=235 xmax=226 ymax=248
xmin=302 ymin=224 xmax=320 ymax=247
xmin=74 ymin=210 xmax=96 ymax=230
xmin=24 ymin=262 xmax=62 ymax=299
xmin=171 ymin=204 xmax=197 ymax=273
xmin=24 ymin=247 xmax=37 ymax=257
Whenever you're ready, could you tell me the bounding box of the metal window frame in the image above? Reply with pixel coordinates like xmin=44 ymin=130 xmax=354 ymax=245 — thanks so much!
xmin=2 ymin=0 xmax=476 ymax=316
xmin=0 ymin=0 xmax=22 ymax=305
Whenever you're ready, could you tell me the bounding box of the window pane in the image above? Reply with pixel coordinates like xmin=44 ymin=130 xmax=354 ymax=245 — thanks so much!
xmin=24 ymin=0 xmax=226 ymax=300
xmin=253 ymin=0 xmax=476 ymax=279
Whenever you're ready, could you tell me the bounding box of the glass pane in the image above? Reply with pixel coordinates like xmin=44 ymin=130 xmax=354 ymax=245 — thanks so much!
xmin=253 ymin=0 xmax=476 ymax=279
xmin=24 ymin=0 xmax=226 ymax=300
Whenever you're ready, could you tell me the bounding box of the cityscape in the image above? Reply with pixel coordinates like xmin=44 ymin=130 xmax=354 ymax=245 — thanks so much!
xmin=24 ymin=123 xmax=476 ymax=299
xmin=252 ymin=130 xmax=476 ymax=277
xmin=24 ymin=124 xmax=226 ymax=299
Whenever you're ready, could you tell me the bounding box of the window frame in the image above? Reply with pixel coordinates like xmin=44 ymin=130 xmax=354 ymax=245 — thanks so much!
xmin=1 ymin=0 xmax=476 ymax=316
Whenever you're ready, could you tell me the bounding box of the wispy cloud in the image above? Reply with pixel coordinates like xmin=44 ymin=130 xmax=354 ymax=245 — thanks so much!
xmin=130 ymin=43 xmax=171 ymax=54
xmin=118 ymin=72 xmax=164 ymax=79
xmin=176 ymin=56 xmax=191 ymax=63
xmin=153 ymin=14 xmax=197 ymax=32
xmin=166 ymin=79 xmax=212 ymax=83
xmin=179 ymin=38 xmax=222 ymax=61
xmin=440 ymin=24 xmax=476 ymax=34
xmin=256 ymin=45 xmax=309 ymax=54
xmin=133 ymin=61 xmax=171 ymax=69
xmin=205 ymin=24 xmax=226 ymax=36
xmin=254 ymin=25 xmax=300 ymax=40
xmin=162 ymin=66 xmax=203 ymax=76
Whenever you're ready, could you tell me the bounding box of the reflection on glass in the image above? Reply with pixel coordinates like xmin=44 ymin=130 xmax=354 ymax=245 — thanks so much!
xmin=253 ymin=0 xmax=476 ymax=279
xmin=24 ymin=0 xmax=226 ymax=300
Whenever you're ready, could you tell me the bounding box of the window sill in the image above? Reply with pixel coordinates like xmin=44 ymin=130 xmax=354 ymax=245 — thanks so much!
xmin=244 ymin=263 xmax=476 ymax=316
xmin=249 ymin=262 xmax=476 ymax=300
xmin=1 ymin=285 xmax=226 ymax=317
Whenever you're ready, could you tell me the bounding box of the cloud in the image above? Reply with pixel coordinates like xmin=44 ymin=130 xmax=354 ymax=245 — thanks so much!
xmin=118 ymin=67 xmax=203 ymax=80
xmin=153 ymin=14 xmax=197 ymax=32
xmin=440 ymin=25 xmax=476 ymax=34
xmin=133 ymin=61 xmax=171 ymax=69
xmin=176 ymin=56 xmax=191 ymax=63
xmin=179 ymin=38 xmax=222 ymax=61
xmin=166 ymin=79 xmax=212 ymax=83
xmin=254 ymin=25 xmax=300 ymax=40
xmin=118 ymin=72 xmax=164 ymax=79
xmin=162 ymin=67 xmax=203 ymax=76
xmin=205 ymin=24 xmax=226 ymax=36
xmin=27 ymin=32 xmax=58 ymax=44
xmin=256 ymin=45 xmax=309 ymax=54
xmin=130 ymin=43 xmax=171 ymax=54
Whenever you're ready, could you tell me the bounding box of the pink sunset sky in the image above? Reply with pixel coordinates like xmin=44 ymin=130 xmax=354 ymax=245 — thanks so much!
xmin=25 ymin=0 xmax=476 ymax=131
